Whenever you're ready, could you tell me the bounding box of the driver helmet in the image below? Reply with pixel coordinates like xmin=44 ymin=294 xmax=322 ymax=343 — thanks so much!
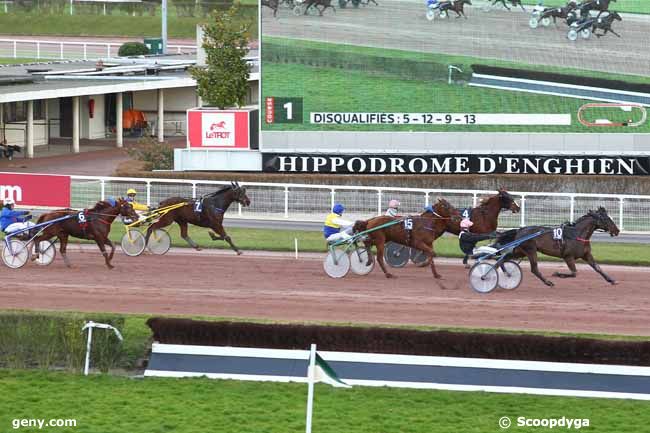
xmin=332 ymin=203 xmax=345 ymax=215
xmin=3 ymin=198 xmax=15 ymax=207
xmin=423 ymin=205 xmax=434 ymax=213
xmin=460 ymin=218 xmax=474 ymax=230
xmin=388 ymin=199 xmax=400 ymax=209
xmin=127 ymin=188 xmax=137 ymax=196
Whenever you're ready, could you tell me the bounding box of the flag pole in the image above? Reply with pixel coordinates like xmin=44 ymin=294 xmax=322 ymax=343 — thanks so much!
xmin=305 ymin=343 xmax=316 ymax=433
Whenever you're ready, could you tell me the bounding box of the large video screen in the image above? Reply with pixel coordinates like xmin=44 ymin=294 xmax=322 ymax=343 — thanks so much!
xmin=260 ymin=0 xmax=650 ymax=134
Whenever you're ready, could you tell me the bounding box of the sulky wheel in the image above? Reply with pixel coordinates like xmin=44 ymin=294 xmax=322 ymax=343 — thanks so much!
xmin=338 ymin=0 xmax=347 ymax=7
xmin=541 ymin=16 xmax=551 ymax=27
xmin=293 ymin=4 xmax=303 ymax=15
xmin=349 ymin=247 xmax=374 ymax=276
xmin=567 ymin=29 xmax=578 ymax=41
xmin=426 ymin=8 xmax=435 ymax=21
xmin=1 ymin=239 xmax=29 ymax=269
xmin=580 ymin=28 xmax=591 ymax=39
xmin=147 ymin=229 xmax=171 ymax=255
xmin=121 ymin=230 xmax=146 ymax=257
xmin=439 ymin=9 xmax=447 ymax=18
xmin=410 ymin=248 xmax=428 ymax=266
xmin=384 ymin=242 xmax=410 ymax=268
xmin=497 ymin=260 xmax=522 ymax=290
xmin=469 ymin=262 xmax=498 ymax=293
xmin=324 ymin=250 xmax=351 ymax=278
xmin=529 ymin=17 xmax=539 ymax=28
xmin=34 ymin=240 xmax=56 ymax=266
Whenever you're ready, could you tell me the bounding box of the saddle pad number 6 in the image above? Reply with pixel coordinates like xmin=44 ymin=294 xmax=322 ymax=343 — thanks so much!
xmin=77 ymin=212 xmax=86 ymax=224
xmin=404 ymin=218 xmax=413 ymax=230
xmin=553 ymin=227 xmax=563 ymax=240
xmin=194 ymin=201 xmax=203 ymax=213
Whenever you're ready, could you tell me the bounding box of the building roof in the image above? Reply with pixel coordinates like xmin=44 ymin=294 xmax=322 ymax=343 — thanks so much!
xmin=0 ymin=53 xmax=260 ymax=103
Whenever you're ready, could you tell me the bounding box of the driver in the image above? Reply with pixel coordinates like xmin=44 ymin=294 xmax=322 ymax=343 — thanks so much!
xmin=125 ymin=188 xmax=150 ymax=212
xmin=385 ymin=199 xmax=400 ymax=217
xmin=323 ymin=203 xmax=354 ymax=243
xmin=458 ymin=218 xmax=496 ymax=268
xmin=1 ymin=198 xmax=35 ymax=235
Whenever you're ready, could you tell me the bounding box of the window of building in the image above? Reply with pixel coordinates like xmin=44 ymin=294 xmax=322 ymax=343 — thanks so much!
xmin=2 ymin=101 xmax=44 ymax=123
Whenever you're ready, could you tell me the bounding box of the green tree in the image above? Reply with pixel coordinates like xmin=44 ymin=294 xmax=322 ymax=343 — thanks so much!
xmin=190 ymin=3 xmax=252 ymax=109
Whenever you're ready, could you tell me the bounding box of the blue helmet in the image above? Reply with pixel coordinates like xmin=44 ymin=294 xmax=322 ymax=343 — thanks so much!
xmin=106 ymin=196 xmax=117 ymax=207
xmin=423 ymin=205 xmax=434 ymax=213
xmin=332 ymin=203 xmax=345 ymax=215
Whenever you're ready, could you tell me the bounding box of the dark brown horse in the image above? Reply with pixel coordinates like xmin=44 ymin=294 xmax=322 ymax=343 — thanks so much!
xmin=352 ymin=198 xmax=457 ymax=279
xmin=262 ymin=0 xmax=280 ymax=17
xmin=442 ymin=0 xmax=472 ymax=18
xmin=489 ymin=0 xmax=524 ymax=11
xmin=145 ymin=182 xmax=251 ymax=255
xmin=508 ymin=207 xmax=620 ymax=287
xmin=33 ymin=198 xmax=138 ymax=269
xmin=442 ymin=188 xmax=520 ymax=266
xmin=593 ymin=11 xmax=622 ymax=37
xmin=304 ymin=0 xmax=335 ymax=15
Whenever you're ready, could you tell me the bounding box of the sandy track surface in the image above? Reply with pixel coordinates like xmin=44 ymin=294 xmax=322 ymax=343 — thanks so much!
xmin=262 ymin=0 xmax=650 ymax=76
xmin=2 ymin=248 xmax=649 ymax=336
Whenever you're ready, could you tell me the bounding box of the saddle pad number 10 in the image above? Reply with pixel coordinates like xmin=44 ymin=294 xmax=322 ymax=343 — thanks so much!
xmin=553 ymin=227 xmax=563 ymax=240
xmin=404 ymin=218 xmax=413 ymax=230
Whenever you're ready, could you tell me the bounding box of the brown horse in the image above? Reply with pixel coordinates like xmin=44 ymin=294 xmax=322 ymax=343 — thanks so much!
xmin=145 ymin=182 xmax=251 ymax=255
xmin=33 ymin=198 xmax=138 ymax=269
xmin=442 ymin=188 xmax=520 ymax=266
xmin=262 ymin=0 xmax=279 ymax=17
xmin=352 ymin=198 xmax=457 ymax=279
xmin=508 ymin=207 xmax=620 ymax=287
xmin=442 ymin=0 xmax=472 ymax=18
xmin=304 ymin=0 xmax=335 ymax=15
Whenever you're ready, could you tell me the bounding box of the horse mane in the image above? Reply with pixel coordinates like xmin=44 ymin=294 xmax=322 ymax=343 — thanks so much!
xmin=206 ymin=185 xmax=233 ymax=198
xmin=89 ymin=200 xmax=113 ymax=212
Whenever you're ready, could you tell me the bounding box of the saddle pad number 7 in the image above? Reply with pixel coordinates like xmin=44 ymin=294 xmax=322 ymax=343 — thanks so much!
xmin=404 ymin=218 xmax=413 ymax=230
xmin=553 ymin=227 xmax=563 ymax=240
xmin=194 ymin=201 xmax=203 ymax=213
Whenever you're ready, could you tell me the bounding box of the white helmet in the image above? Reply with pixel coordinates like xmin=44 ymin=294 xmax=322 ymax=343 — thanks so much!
xmin=3 ymin=198 xmax=15 ymax=206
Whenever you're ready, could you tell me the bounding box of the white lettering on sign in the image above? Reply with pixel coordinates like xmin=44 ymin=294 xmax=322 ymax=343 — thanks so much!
xmin=202 ymin=113 xmax=235 ymax=147
xmin=0 ymin=185 xmax=22 ymax=202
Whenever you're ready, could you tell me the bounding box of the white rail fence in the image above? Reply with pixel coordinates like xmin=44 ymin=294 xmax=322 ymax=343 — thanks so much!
xmin=69 ymin=176 xmax=650 ymax=233
xmin=0 ymin=38 xmax=196 ymax=61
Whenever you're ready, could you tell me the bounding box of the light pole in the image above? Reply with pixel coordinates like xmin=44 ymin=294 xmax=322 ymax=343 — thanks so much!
xmin=161 ymin=0 xmax=168 ymax=54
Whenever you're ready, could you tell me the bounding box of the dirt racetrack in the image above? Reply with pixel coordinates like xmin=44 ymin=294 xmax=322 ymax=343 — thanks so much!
xmin=2 ymin=247 xmax=650 ymax=336
xmin=262 ymin=0 xmax=650 ymax=76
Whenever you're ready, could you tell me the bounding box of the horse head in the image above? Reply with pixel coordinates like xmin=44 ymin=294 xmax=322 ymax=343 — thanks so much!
xmin=498 ymin=188 xmax=520 ymax=213
xmin=434 ymin=197 xmax=461 ymax=222
xmin=117 ymin=197 xmax=140 ymax=221
xmin=352 ymin=220 xmax=368 ymax=234
xmin=611 ymin=11 xmax=622 ymax=20
xmin=590 ymin=206 xmax=620 ymax=237
xmin=230 ymin=181 xmax=251 ymax=207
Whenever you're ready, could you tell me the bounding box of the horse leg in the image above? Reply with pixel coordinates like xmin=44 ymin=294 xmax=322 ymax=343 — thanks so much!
xmin=59 ymin=234 xmax=71 ymax=267
xmin=374 ymin=240 xmax=393 ymax=278
xmin=415 ymin=241 xmax=442 ymax=279
xmin=518 ymin=1 xmax=525 ymax=11
xmin=106 ymin=238 xmax=116 ymax=262
xmin=177 ymin=221 xmax=201 ymax=251
xmin=210 ymin=224 xmax=242 ymax=255
xmin=584 ymin=252 xmax=617 ymax=285
xmin=610 ymin=28 xmax=621 ymax=37
xmin=363 ymin=238 xmax=374 ymax=266
xmin=94 ymin=238 xmax=113 ymax=269
xmin=554 ymin=256 xmax=577 ymax=278
xmin=522 ymin=245 xmax=553 ymax=286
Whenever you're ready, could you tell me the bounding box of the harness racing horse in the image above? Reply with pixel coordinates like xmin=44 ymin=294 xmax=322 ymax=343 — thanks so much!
xmin=144 ymin=182 xmax=251 ymax=255
xmin=538 ymin=2 xmax=578 ymax=25
xmin=507 ymin=207 xmax=619 ymax=287
xmin=489 ymin=0 xmax=525 ymax=11
xmin=592 ymin=11 xmax=622 ymax=37
xmin=441 ymin=0 xmax=472 ymax=18
xmin=304 ymin=0 xmax=335 ymax=15
xmin=33 ymin=198 xmax=138 ymax=269
xmin=352 ymin=198 xmax=457 ymax=280
xmin=583 ymin=0 xmax=616 ymax=18
xmin=261 ymin=0 xmax=280 ymax=17
xmin=442 ymin=188 xmax=521 ymax=266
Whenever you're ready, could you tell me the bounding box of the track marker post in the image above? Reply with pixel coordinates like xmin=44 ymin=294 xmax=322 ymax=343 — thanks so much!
xmin=82 ymin=321 xmax=123 ymax=376
xmin=295 ymin=238 xmax=299 ymax=259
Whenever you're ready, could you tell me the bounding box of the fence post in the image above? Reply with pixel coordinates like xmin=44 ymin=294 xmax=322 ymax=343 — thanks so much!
xmin=191 ymin=183 xmax=197 ymax=199
xmin=569 ymin=195 xmax=575 ymax=222
xmin=100 ymin=179 xmax=105 ymax=201
xmin=425 ymin=192 xmax=429 ymax=207
xmin=36 ymin=41 xmax=40 ymax=60
xmin=146 ymin=181 xmax=151 ymax=207
xmin=519 ymin=195 xmax=526 ymax=227
xmin=12 ymin=40 xmax=16 ymax=58
xmin=330 ymin=189 xmax=336 ymax=209
xmin=83 ymin=44 xmax=87 ymax=60
xmin=60 ymin=43 xmax=64 ymax=60
xmin=472 ymin=193 xmax=478 ymax=207
xmin=376 ymin=190 xmax=382 ymax=216
xmin=284 ymin=186 xmax=289 ymax=218
xmin=107 ymin=43 xmax=111 ymax=58
xmin=619 ymin=198 xmax=624 ymax=232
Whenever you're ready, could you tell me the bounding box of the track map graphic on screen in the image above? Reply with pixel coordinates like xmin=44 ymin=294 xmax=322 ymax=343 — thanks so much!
xmin=261 ymin=0 xmax=650 ymax=134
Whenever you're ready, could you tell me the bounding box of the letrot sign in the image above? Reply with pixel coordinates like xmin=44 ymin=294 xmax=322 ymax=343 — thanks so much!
xmin=262 ymin=154 xmax=650 ymax=176
xmin=187 ymin=107 xmax=259 ymax=149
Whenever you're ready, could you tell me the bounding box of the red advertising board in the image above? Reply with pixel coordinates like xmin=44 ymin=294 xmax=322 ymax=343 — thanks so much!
xmin=0 ymin=172 xmax=71 ymax=208
xmin=187 ymin=108 xmax=251 ymax=149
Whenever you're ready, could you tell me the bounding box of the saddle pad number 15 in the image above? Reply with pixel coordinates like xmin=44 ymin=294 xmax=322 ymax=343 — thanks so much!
xmin=553 ymin=227 xmax=563 ymax=240
xmin=404 ymin=218 xmax=413 ymax=230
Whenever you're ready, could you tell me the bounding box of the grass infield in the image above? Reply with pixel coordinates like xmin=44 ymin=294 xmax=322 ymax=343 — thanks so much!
xmin=1 ymin=369 xmax=650 ymax=433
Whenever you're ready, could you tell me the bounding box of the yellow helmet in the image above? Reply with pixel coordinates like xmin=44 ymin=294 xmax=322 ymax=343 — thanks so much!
xmin=127 ymin=188 xmax=137 ymax=195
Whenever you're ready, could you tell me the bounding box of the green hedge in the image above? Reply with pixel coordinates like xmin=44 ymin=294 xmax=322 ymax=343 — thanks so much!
xmin=262 ymin=41 xmax=474 ymax=82
xmin=0 ymin=312 xmax=125 ymax=372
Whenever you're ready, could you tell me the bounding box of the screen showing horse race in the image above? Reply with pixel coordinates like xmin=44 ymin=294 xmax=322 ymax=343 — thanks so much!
xmin=260 ymin=0 xmax=650 ymax=138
